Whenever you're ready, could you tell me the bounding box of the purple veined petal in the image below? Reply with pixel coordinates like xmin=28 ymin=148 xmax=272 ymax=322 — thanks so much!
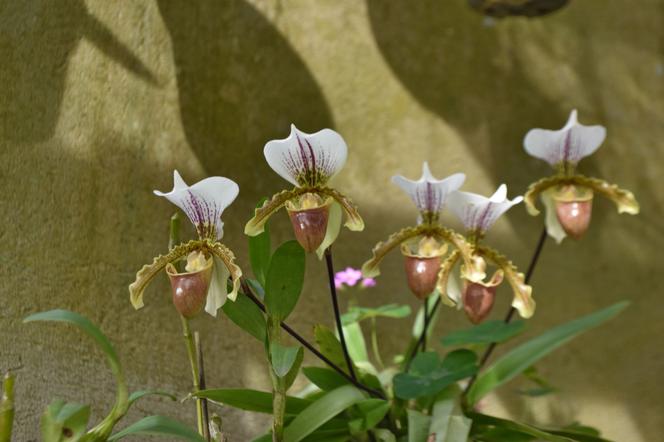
xmin=447 ymin=184 xmax=523 ymax=233
xmin=264 ymin=124 xmax=348 ymax=187
xmin=334 ymin=276 xmax=344 ymax=289
xmin=392 ymin=162 xmax=466 ymax=215
xmin=524 ymin=109 xmax=607 ymax=167
xmin=154 ymin=170 xmax=239 ymax=240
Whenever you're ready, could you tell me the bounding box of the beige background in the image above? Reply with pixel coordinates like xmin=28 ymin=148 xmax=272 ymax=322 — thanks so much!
xmin=1 ymin=0 xmax=662 ymax=440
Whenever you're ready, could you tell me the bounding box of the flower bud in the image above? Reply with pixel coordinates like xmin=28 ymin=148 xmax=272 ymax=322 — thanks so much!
xmin=166 ymin=251 xmax=213 ymax=318
xmin=401 ymin=236 xmax=447 ymax=299
xmin=462 ymin=282 xmax=497 ymax=324
xmin=286 ymin=193 xmax=331 ymax=252
xmin=553 ymin=185 xmax=594 ymax=240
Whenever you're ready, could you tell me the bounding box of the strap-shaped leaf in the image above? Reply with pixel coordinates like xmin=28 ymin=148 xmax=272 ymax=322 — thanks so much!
xmin=436 ymin=250 xmax=461 ymax=307
xmin=525 ymin=174 xmax=639 ymax=216
xmin=245 ymin=188 xmax=308 ymax=236
xmin=206 ymin=240 xmax=243 ymax=302
xmin=318 ymin=187 xmax=365 ymax=232
xmin=478 ymin=246 xmax=535 ymax=319
xmin=361 ymin=225 xmax=429 ymax=278
xmin=129 ymin=240 xmax=204 ymax=310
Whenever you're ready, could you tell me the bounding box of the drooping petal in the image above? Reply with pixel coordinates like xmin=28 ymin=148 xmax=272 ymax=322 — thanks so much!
xmin=479 ymin=246 xmax=535 ymax=319
xmin=205 ymin=256 xmax=230 ymax=316
xmin=315 ymin=201 xmax=343 ymax=259
xmin=206 ymin=241 xmax=242 ymax=303
xmin=541 ymin=188 xmax=568 ymax=244
xmin=129 ymin=240 xmax=205 ymax=310
xmin=524 ymin=109 xmax=606 ymax=167
xmin=524 ymin=174 xmax=639 ymax=217
xmin=447 ymin=184 xmax=523 ymax=233
xmin=436 ymin=250 xmax=461 ymax=307
xmin=318 ymin=187 xmax=365 ymax=232
xmin=573 ymin=175 xmax=640 ymax=215
xmin=392 ymin=162 xmax=465 ymax=217
xmin=264 ymin=124 xmax=348 ymax=187
xmin=154 ymin=170 xmax=239 ymax=240
xmin=245 ymin=188 xmax=309 ymax=236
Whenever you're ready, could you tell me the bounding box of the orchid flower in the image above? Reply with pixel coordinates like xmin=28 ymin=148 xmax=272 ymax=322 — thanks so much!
xmin=361 ymin=162 xmax=484 ymax=301
xmin=445 ymin=185 xmax=535 ymax=322
xmin=523 ymin=109 xmax=639 ymax=243
xmin=129 ymin=171 xmax=242 ymax=318
xmin=245 ymin=125 xmax=364 ymax=258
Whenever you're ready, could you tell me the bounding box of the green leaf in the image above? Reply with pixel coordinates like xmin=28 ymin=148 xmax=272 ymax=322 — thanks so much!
xmin=373 ymin=428 xmax=397 ymax=442
xmin=407 ymin=409 xmax=432 ymax=442
xmin=342 ymin=322 xmax=368 ymax=363
xmin=467 ymin=413 xmax=572 ymax=442
xmin=442 ymin=320 xmax=526 ymax=347
xmin=194 ymin=389 xmax=312 ymax=415
xmin=271 ymin=343 xmax=303 ymax=378
xmin=350 ymin=399 xmax=390 ymax=432
xmin=341 ymin=304 xmax=411 ymax=325
xmin=249 ymin=198 xmax=272 ymax=286
xmin=264 ymin=241 xmax=306 ymax=321
xmin=393 ymin=350 xmax=478 ymax=400
xmin=41 ymin=400 xmax=90 ymax=442
xmin=107 ymin=415 xmax=205 ymax=441
xmin=467 ymin=302 xmax=628 ymax=405
xmin=222 ymin=292 xmax=267 ymax=341
xmin=283 ymin=347 xmax=305 ymax=391
xmin=127 ymin=390 xmax=177 ymax=407
xmin=302 ymin=366 xmax=349 ymax=391
xmin=283 ymin=385 xmax=366 ymax=442
xmin=471 ymin=426 xmax=535 ymax=441
xmin=24 ymin=310 xmax=119 ymax=373
xmin=314 ymin=324 xmax=348 ymax=369
xmin=402 ymin=294 xmax=441 ymax=368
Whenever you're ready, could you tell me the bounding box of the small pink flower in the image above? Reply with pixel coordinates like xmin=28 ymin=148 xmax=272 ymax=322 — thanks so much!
xmin=334 ymin=267 xmax=363 ymax=288
xmin=361 ymin=278 xmax=377 ymax=288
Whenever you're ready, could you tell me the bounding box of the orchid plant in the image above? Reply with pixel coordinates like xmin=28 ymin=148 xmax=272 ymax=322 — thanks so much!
xmin=9 ymin=114 xmax=639 ymax=442
xmin=523 ymin=109 xmax=639 ymax=242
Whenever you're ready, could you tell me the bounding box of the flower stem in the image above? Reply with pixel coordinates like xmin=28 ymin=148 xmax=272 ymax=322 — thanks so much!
xmin=240 ymin=278 xmax=386 ymax=399
xmin=324 ymin=247 xmax=357 ymax=381
xmin=462 ymin=227 xmax=548 ymax=399
xmin=195 ymin=332 xmax=211 ymax=441
xmin=421 ymin=298 xmax=429 ymax=351
xmin=268 ymin=318 xmax=286 ymax=442
xmin=0 ymin=373 xmax=15 ymax=442
xmin=181 ymin=315 xmax=205 ymax=436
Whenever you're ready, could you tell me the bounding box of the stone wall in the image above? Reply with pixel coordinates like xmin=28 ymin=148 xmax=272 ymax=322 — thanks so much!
xmin=1 ymin=1 xmax=662 ymax=440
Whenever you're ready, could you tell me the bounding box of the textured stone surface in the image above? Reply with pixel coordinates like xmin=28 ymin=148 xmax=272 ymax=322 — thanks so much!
xmin=1 ymin=1 xmax=662 ymax=441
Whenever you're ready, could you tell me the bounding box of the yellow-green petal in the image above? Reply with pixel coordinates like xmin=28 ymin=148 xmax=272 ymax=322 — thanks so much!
xmin=436 ymin=250 xmax=461 ymax=307
xmin=318 ymin=187 xmax=365 ymax=232
xmin=573 ymin=175 xmax=639 ymax=215
xmin=478 ymin=246 xmax=535 ymax=319
xmin=129 ymin=240 xmax=204 ymax=310
xmin=206 ymin=240 xmax=243 ymax=302
xmin=525 ymin=174 xmax=639 ymax=217
xmin=244 ymin=188 xmax=309 ymax=236
xmin=361 ymin=225 xmax=427 ymax=278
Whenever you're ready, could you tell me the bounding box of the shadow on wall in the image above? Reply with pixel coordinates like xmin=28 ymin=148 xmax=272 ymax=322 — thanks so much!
xmin=367 ymin=1 xmax=662 ymax=440
xmin=156 ymin=0 xmax=333 ymax=209
xmin=0 ymin=0 xmax=156 ymax=144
